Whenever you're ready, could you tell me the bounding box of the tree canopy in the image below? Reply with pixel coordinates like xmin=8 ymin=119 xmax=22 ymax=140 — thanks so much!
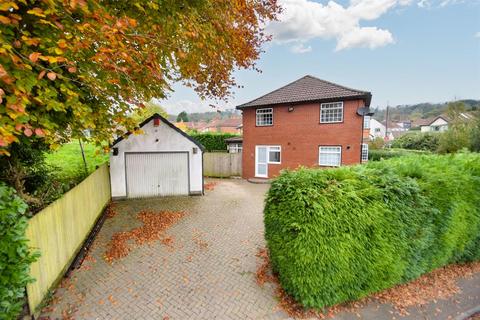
xmin=0 ymin=0 xmax=280 ymax=155
xmin=176 ymin=111 xmax=189 ymax=122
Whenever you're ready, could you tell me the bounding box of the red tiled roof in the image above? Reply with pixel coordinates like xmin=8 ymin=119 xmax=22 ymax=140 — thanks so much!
xmin=237 ymin=75 xmax=371 ymax=109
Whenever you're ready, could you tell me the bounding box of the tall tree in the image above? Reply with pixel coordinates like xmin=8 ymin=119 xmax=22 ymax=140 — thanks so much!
xmin=176 ymin=111 xmax=189 ymax=122
xmin=0 ymin=0 xmax=280 ymax=155
xmin=130 ymin=101 xmax=168 ymax=125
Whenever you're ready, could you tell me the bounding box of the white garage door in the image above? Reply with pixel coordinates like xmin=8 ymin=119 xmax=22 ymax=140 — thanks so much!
xmin=125 ymin=152 xmax=189 ymax=198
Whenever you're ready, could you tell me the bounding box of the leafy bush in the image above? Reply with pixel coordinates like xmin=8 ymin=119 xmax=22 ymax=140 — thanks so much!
xmin=391 ymin=132 xmax=440 ymax=151
xmin=0 ymin=183 xmax=38 ymax=319
xmin=368 ymin=148 xmax=430 ymax=161
xmin=368 ymin=137 xmax=385 ymax=150
xmin=189 ymin=133 xmax=240 ymax=151
xmin=264 ymin=153 xmax=480 ymax=309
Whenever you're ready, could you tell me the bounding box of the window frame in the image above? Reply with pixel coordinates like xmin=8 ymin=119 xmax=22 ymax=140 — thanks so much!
xmin=361 ymin=143 xmax=369 ymax=162
xmin=228 ymin=143 xmax=243 ymax=153
xmin=363 ymin=115 xmax=370 ymax=129
xmin=320 ymin=102 xmax=344 ymax=124
xmin=267 ymin=145 xmax=281 ymax=164
xmin=256 ymin=108 xmax=273 ymax=126
xmin=318 ymin=145 xmax=342 ymax=167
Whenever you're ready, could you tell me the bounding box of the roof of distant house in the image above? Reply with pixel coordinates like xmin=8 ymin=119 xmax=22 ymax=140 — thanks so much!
xmin=224 ymin=136 xmax=243 ymax=143
xmin=203 ymin=117 xmax=242 ymax=128
xmin=236 ymin=75 xmax=371 ymax=109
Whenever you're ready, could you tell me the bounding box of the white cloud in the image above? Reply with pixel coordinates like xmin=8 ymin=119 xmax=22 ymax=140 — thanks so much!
xmin=267 ymin=0 xmax=410 ymax=52
xmin=267 ymin=0 xmax=475 ymax=52
xmin=336 ymin=27 xmax=394 ymax=51
xmin=418 ymin=0 xmax=475 ymax=7
xmin=291 ymin=42 xmax=312 ymax=53
xmin=475 ymin=31 xmax=480 ymax=38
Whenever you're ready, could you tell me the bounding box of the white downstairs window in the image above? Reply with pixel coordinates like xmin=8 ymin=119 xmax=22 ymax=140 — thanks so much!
xmin=361 ymin=143 xmax=369 ymax=162
xmin=319 ymin=146 xmax=342 ymax=167
xmin=268 ymin=146 xmax=281 ymax=163
xmin=228 ymin=143 xmax=243 ymax=153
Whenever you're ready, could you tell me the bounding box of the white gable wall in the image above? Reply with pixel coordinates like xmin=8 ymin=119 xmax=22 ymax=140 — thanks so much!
xmin=110 ymin=119 xmax=203 ymax=198
xmin=369 ymin=119 xmax=386 ymax=139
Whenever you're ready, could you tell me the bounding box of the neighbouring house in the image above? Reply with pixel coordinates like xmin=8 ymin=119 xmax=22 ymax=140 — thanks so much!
xmin=225 ymin=136 xmax=243 ymax=153
xmin=369 ymin=118 xmax=387 ymax=140
xmin=174 ymin=121 xmax=207 ymax=132
xmin=201 ymin=117 xmax=242 ymax=134
xmin=236 ymin=75 xmax=373 ymax=180
xmin=419 ymin=115 xmax=450 ymax=132
xmin=411 ymin=112 xmax=476 ymax=132
xmin=110 ymin=113 xmax=204 ymax=198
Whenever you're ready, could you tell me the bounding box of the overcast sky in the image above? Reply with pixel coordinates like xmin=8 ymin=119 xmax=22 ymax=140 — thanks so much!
xmin=159 ymin=0 xmax=480 ymax=115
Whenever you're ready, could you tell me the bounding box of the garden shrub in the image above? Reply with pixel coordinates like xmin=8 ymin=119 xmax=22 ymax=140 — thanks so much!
xmin=189 ymin=133 xmax=240 ymax=152
xmin=368 ymin=148 xmax=430 ymax=161
xmin=391 ymin=132 xmax=440 ymax=151
xmin=264 ymin=153 xmax=480 ymax=309
xmin=0 ymin=183 xmax=38 ymax=319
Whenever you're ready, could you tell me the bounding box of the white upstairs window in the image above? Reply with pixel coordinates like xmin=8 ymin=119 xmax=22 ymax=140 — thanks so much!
xmin=319 ymin=146 xmax=342 ymax=167
xmin=320 ymin=102 xmax=343 ymax=123
xmin=256 ymin=108 xmax=273 ymax=126
xmin=363 ymin=116 xmax=370 ymax=129
xmin=361 ymin=143 xmax=369 ymax=162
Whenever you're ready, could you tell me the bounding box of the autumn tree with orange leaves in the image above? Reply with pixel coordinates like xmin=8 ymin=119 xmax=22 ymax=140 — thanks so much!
xmin=0 ymin=0 xmax=280 ymax=153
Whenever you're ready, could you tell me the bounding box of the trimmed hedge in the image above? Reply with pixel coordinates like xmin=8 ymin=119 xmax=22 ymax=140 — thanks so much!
xmin=264 ymin=153 xmax=480 ymax=309
xmin=0 ymin=183 xmax=38 ymax=319
xmin=189 ymin=133 xmax=240 ymax=152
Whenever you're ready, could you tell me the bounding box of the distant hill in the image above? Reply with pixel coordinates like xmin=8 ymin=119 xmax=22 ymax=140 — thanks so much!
xmin=372 ymin=99 xmax=480 ymax=122
xmin=167 ymin=109 xmax=240 ymax=122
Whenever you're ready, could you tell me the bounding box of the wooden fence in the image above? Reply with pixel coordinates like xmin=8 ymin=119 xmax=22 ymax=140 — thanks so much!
xmin=25 ymin=164 xmax=111 ymax=313
xmin=203 ymin=152 xmax=242 ymax=177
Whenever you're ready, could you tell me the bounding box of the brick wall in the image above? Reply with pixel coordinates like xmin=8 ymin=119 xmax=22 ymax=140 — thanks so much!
xmin=241 ymin=100 xmax=365 ymax=179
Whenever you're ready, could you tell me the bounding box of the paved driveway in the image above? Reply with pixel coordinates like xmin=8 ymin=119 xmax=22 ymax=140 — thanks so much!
xmin=42 ymin=179 xmax=285 ymax=319
xmin=41 ymin=179 xmax=480 ymax=320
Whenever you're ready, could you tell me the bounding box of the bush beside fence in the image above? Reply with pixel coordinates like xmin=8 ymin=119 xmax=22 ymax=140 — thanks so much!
xmin=0 ymin=184 xmax=38 ymax=319
xmin=25 ymin=164 xmax=111 ymax=313
xmin=264 ymin=153 xmax=480 ymax=309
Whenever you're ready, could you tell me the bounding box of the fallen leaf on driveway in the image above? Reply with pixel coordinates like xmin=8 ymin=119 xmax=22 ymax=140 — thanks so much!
xmin=104 ymin=210 xmax=186 ymax=263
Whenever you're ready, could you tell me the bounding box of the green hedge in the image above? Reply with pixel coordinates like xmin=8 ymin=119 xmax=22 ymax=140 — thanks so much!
xmin=0 ymin=184 xmax=38 ymax=319
xmin=368 ymin=148 xmax=430 ymax=161
xmin=189 ymin=133 xmax=240 ymax=152
xmin=264 ymin=153 xmax=480 ymax=309
xmin=391 ymin=132 xmax=440 ymax=151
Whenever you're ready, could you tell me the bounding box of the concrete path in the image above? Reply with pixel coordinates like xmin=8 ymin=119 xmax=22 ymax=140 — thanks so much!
xmin=40 ymin=179 xmax=480 ymax=320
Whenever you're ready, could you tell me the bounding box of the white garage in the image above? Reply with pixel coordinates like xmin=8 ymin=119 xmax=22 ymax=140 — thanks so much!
xmin=109 ymin=114 xmax=204 ymax=199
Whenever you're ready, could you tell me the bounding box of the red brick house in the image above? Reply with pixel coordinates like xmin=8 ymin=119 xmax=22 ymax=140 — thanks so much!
xmin=236 ymin=75 xmax=373 ymax=180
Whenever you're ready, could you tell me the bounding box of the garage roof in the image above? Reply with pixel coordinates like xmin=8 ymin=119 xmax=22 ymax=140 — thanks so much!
xmin=111 ymin=113 xmax=205 ymax=151
xmin=236 ymin=75 xmax=371 ymax=109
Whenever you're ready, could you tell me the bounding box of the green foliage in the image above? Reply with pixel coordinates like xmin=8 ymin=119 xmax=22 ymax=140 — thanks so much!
xmin=189 ymin=133 xmax=240 ymax=152
xmin=391 ymin=132 xmax=440 ymax=151
xmin=176 ymin=111 xmax=189 ymax=122
xmin=437 ymin=103 xmax=476 ymax=154
xmin=372 ymin=99 xmax=480 ymax=122
xmin=368 ymin=137 xmax=385 ymax=150
xmin=44 ymin=142 xmax=109 ymax=184
xmin=0 ymin=183 xmax=39 ymax=319
xmin=470 ymin=117 xmax=480 ymax=152
xmin=368 ymin=148 xmax=430 ymax=161
xmin=264 ymin=153 xmax=480 ymax=309
xmin=130 ymin=101 xmax=168 ymax=125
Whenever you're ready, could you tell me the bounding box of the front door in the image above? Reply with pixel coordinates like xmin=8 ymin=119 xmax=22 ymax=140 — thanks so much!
xmin=255 ymin=146 xmax=268 ymax=178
